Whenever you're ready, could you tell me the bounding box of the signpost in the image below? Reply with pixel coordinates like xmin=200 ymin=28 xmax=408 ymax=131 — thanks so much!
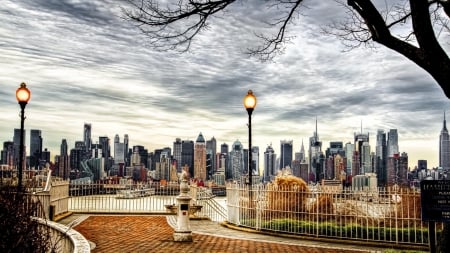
xmin=420 ymin=180 xmax=450 ymax=253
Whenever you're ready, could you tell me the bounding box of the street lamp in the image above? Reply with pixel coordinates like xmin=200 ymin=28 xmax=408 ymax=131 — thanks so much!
xmin=16 ymin=82 xmax=31 ymax=191
xmin=244 ymin=90 xmax=256 ymax=187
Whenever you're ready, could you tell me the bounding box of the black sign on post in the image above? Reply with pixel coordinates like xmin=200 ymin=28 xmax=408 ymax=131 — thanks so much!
xmin=420 ymin=180 xmax=450 ymax=222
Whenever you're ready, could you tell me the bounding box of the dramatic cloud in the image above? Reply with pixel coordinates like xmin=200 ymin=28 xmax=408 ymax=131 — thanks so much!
xmin=0 ymin=0 xmax=448 ymax=168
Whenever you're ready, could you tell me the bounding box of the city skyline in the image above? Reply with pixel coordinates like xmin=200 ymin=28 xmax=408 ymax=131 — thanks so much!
xmin=0 ymin=1 xmax=449 ymax=168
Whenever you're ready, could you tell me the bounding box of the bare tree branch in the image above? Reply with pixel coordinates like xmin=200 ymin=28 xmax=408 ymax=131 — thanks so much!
xmin=122 ymin=0 xmax=235 ymax=52
xmin=123 ymin=0 xmax=450 ymax=97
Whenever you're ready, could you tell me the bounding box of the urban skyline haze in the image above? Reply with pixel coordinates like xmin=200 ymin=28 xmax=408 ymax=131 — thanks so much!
xmin=0 ymin=1 xmax=449 ymax=169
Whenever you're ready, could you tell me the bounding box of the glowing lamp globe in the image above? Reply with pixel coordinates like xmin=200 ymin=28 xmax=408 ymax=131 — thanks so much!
xmin=244 ymin=90 xmax=256 ymax=110
xmin=16 ymin=82 xmax=31 ymax=104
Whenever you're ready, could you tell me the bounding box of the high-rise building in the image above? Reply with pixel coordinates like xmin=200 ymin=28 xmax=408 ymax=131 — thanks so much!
xmin=181 ymin=140 xmax=194 ymax=177
xmin=221 ymin=143 xmax=230 ymax=180
xmin=344 ymin=142 xmax=354 ymax=180
xmin=387 ymin=152 xmax=408 ymax=186
xmin=194 ymin=132 xmax=207 ymax=181
xmin=387 ymin=129 xmax=399 ymax=157
xmin=361 ymin=142 xmax=371 ymax=174
xmin=376 ymin=130 xmax=387 ymax=186
xmin=206 ymin=137 xmax=217 ymax=173
xmin=440 ymin=112 xmax=450 ymax=170
xmin=1 ymin=141 xmax=14 ymax=168
xmin=293 ymin=140 xmax=307 ymax=180
xmin=229 ymin=140 xmax=245 ymax=181
xmin=309 ymin=119 xmax=323 ymax=182
xmin=13 ymin=128 xmax=25 ymax=168
xmin=280 ymin=140 xmax=293 ymax=170
xmin=124 ymin=134 xmax=129 ymax=166
xmin=114 ymin=134 xmax=126 ymax=164
xmin=263 ymin=144 xmax=276 ymax=182
xmin=83 ymin=123 xmax=92 ymax=158
xmin=30 ymin=129 xmax=42 ymax=169
xmin=173 ymin=138 xmax=182 ymax=172
xmin=354 ymin=125 xmax=369 ymax=173
xmin=58 ymin=139 xmax=69 ymax=179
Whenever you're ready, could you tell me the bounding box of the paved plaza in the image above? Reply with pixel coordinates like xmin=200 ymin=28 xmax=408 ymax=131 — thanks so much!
xmin=64 ymin=215 xmax=390 ymax=253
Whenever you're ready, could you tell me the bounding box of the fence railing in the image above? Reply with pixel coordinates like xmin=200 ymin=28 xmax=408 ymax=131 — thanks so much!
xmin=68 ymin=181 xmax=179 ymax=213
xmin=67 ymin=181 xmax=228 ymax=220
xmin=226 ymin=182 xmax=438 ymax=247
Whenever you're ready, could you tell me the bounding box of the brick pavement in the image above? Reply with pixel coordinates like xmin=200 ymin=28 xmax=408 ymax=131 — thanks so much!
xmin=73 ymin=216 xmax=379 ymax=253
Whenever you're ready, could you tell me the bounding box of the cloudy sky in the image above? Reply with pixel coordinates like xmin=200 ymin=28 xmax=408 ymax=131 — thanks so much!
xmin=0 ymin=0 xmax=449 ymax=169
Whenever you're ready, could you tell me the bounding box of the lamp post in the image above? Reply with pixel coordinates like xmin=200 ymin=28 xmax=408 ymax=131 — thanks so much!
xmin=243 ymin=90 xmax=256 ymax=187
xmin=16 ymin=82 xmax=31 ymax=191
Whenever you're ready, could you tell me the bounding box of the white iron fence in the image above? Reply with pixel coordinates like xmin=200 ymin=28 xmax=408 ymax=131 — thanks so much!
xmin=226 ymin=182 xmax=438 ymax=247
xmin=67 ymin=181 xmax=228 ymax=221
xmin=68 ymin=181 xmax=179 ymax=213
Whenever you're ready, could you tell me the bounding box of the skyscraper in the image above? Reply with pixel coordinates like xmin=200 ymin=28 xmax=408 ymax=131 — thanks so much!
xmin=1 ymin=141 xmax=14 ymax=168
xmin=263 ymin=144 xmax=276 ymax=182
xmin=124 ymin=134 xmax=129 ymax=166
xmin=387 ymin=129 xmax=399 ymax=157
xmin=181 ymin=140 xmax=194 ymax=177
xmin=30 ymin=129 xmax=42 ymax=169
xmin=58 ymin=139 xmax=69 ymax=179
xmin=114 ymin=134 xmax=126 ymax=164
xmin=280 ymin=140 xmax=293 ymax=170
xmin=361 ymin=142 xmax=371 ymax=174
xmin=376 ymin=130 xmax=387 ymax=186
xmin=440 ymin=112 xmax=450 ymax=170
xmin=387 ymin=152 xmax=408 ymax=186
xmin=206 ymin=137 xmax=217 ymax=173
xmin=173 ymin=138 xmax=182 ymax=172
xmin=344 ymin=142 xmax=354 ymax=179
xmin=194 ymin=132 xmax=207 ymax=181
xmin=221 ymin=143 xmax=230 ymax=180
xmin=13 ymin=128 xmax=25 ymax=168
xmin=84 ymin=123 xmax=92 ymax=158
xmin=229 ymin=140 xmax=245 ymax=181
xmin=309 ymin=119 xmax=323 ymax=182
xmin=354 ymin=126 xmax=369 ymax=174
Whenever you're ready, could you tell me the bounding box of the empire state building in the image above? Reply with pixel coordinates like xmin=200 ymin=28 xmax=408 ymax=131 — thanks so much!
xmin=440 ymin=112 xmax=450 ymax=170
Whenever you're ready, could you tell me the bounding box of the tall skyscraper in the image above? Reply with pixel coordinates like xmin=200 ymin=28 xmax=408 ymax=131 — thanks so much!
xmin=440 ymin=112 xmax=450 ymax=170
xmin=221 ymin=143 xmax=230 ymax=179
xmin=292 ymin=141 xmax=306 ymax=179
xmin=361 ymin=142 xmax=371 ymax=174
xmin=309 ymin=119 xmax=323 ymax=182
xmin=280 ymin=140 xmax=293 ymax=170
xmin=354 ymin=124 xmax=369 ymax=174
xmin=387 ymin=152 xmax=408 ymax=186
xmin=13 ymin=128 xmax=25 ymax=168
xmin=173 ymin=138 xmax=182 ymax=172
xmin=194 ymin=132 xmax=207 ymax=181
xmin=206 ymin=137 xmax=217 ymax=173
xmin=1 ymin=141 xmax=14 ymax=168
xmin=83 ymin=123 xmax=92 ymax=158
xmin=124 ymin=134 xmax=129 ymax=166
xmin=114 ymin=134 xmax=126 ymax=164
xmin=263 ymin=144 xmax=276 ymax=182
xmin=387 ymin=129 xmax=399 ymax=157
xmin=181 ymin=140 xmax=194 ymax=177
xmin=344 ymin=142 xmax=354 ymax=179
xmin=30 ymin=129 xmax=42 ymax=169
xmin=229 ymin=140 xmax=245 ymax=181
xmin=58 ymin=139 xmax=69 ymax=179
xmin=376 ymin=130 xmax=387 ymax=186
